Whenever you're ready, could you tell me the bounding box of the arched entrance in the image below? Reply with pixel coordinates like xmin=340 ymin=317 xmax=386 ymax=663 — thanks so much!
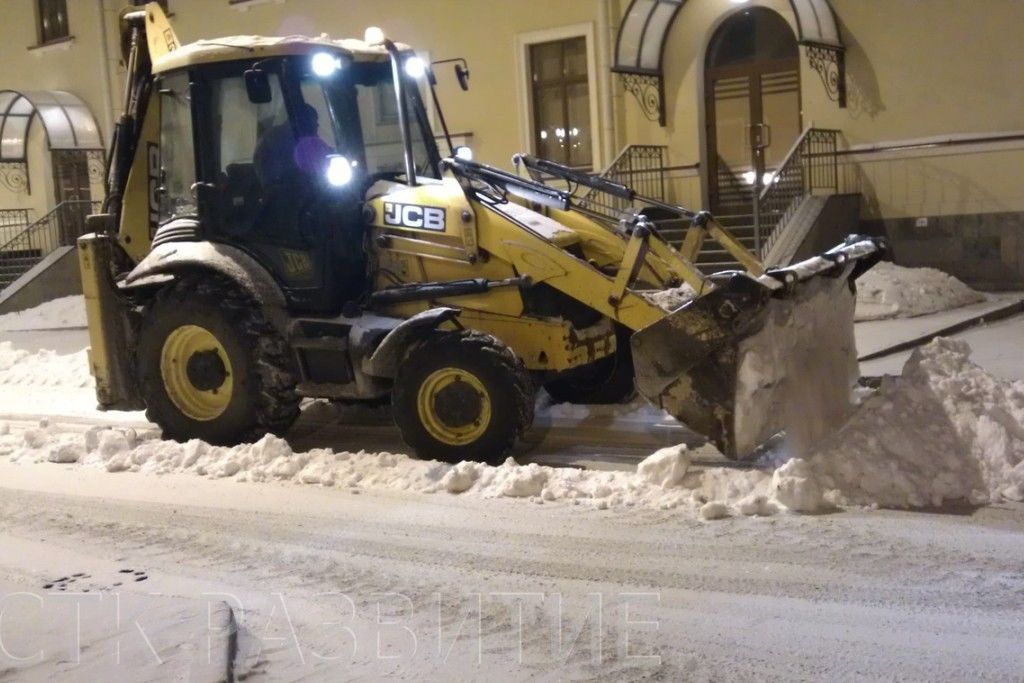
xmin=0 ymin=90 xmax=104 ymax=242
xmin=705 ymin=7 xmax=801 ymax=216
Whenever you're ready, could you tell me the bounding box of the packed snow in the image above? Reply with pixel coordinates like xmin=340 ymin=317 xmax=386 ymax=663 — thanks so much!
xmin=0 ymin=342 xmax=92 ymax=388
xmin=0 ymin=294 xmax=86 ymax=331
xmin=2 ymin=338 xmax=1021 ymax=519
xmin=856 ymin=261 xmax=985 ymax=321
xmin=642 ymin=282 xmax=698 ymax=311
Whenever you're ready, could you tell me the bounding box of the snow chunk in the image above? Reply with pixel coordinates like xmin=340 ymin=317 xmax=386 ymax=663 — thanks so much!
xmin=855 ymin=262 xmax=985 ymax=321
xmin=47 ymin=442 xmax=84 ymax=464
xmin=642 ymin=283 xmax=698 ymax=312
xmin=488 ymin=458 xmax=549 ymax=498
xmin=637 ymin=445 xmax=690 ymax=488
xmin=440 ymin=461 xmax=481 ymax=493
xmin=735 ymin=493 xmax=780 ymax=517
xmin=699 ymin=501 xmax=731 ymax=520
xmin=770 ymin=458 xmax=826 ymax=513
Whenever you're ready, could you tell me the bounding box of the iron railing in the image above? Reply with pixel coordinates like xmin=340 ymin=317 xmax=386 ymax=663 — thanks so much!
xmin=0 ymin=200 xmax=101 ymax=288
xmin=0 ymin=209 xmax=31 ymax=230
xmin=757 ymin=128 xmax=839 ymax=257
xmin=576 ymin=145 xmax=667 ymax=221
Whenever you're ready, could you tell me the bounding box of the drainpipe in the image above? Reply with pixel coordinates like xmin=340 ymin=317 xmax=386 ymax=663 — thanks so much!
xmin=96 ymin=0 xmax=116 ymax=146
xmin=596 ymin=0 xmax=617 ymax=169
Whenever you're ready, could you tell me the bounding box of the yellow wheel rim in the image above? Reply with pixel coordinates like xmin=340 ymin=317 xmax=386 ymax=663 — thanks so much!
xmin=160 ymin=324 xmax=234 ymax=422
xmin=416 ymin=367 xmax=491 ymax=446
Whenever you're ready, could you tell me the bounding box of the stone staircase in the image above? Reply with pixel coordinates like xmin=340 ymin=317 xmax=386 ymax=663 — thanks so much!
xmin=0 ymin=200 xmax=100 ymax=295
xmin=0 ymin=249 xmax=45 ymax=289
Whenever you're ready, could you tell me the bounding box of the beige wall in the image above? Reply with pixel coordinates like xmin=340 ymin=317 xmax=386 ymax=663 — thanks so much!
xmin=1 ymin=0 xmax=1022 ymax=223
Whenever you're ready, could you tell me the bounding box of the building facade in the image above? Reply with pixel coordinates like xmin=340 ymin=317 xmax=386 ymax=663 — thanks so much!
xmin=1 ymin=0 xmax=1022 ymax=289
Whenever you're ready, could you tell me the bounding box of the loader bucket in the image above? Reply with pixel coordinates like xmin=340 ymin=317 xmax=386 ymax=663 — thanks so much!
xmin=631 ymin=237 xmax=884 ymax=459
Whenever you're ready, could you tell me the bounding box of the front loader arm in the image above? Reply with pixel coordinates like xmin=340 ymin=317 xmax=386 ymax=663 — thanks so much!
xmin=513 ymin=154 xmax=766 ymax=280
xmin=471 ymin=198 xmax=667 ymax=331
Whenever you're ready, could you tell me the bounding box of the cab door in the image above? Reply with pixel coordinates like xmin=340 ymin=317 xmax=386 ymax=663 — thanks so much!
xmin=192 ymin=60 xmax=344 ymax=314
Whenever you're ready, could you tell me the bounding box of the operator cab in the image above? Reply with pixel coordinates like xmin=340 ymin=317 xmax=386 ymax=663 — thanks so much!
xmin=154 ymin=43 xmax=442 ymax=314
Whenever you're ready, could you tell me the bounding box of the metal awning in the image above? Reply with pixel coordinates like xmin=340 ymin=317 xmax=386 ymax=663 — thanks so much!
xmin=789 ymin=0 xmax=842 ymax=48
xmin=613 ymin=0 xmax=846 ymax=125
xmin=0 ymin=90 xmax=103 ymax=162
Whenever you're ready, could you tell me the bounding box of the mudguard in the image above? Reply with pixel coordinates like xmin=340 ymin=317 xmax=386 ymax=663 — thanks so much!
xmin=364 ymin=307 xmax=461 ymax=378
xmin=122 ymin=241 xmax=290 ymax=333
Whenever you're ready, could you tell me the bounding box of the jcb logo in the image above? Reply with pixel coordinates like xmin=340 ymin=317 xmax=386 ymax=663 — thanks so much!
xmin=147 ymin=143 xmax=160 ymax=236
xmin=281 ymin=249 xmax=313 ymax=277
xmin=383 ymin=202 xmax=446 ymax=231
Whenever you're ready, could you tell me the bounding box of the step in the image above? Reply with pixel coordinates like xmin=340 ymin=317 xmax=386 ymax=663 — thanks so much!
xmin=0 ymin=251 xmax=42 ymax=263
xmin=0 ymin=255 xmax=42 ymax=266
xmin=0 ymin=261 xmax=42 ymax=271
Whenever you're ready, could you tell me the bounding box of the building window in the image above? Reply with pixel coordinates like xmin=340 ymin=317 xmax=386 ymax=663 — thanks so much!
xmin=36 ymin=0 xmax=69 ymax=44
xmin=529 ymin=36 xmax=592 ymax=168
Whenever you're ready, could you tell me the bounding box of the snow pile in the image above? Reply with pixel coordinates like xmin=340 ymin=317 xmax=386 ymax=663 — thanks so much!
xmin=0 ymin=424 xmax=714 ymax=511
xmin=792 ymin=337 xmax=1024 ymax=507
xmin=2 ymin=338 xmax=1020 ymax=518
xmin=855 ymin=261 xmax=985 ymax=321
xmin=0 ymin=342 xmax=92 ymax=388
xmin=0 ymin=295 xmax=86 ymax=331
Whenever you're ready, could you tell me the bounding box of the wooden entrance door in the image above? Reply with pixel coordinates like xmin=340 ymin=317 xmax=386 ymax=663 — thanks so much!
xmin=51 ymin=149 xmax=92 ymax=244
xmin=705 ymin=8 xmax=801 ymax=216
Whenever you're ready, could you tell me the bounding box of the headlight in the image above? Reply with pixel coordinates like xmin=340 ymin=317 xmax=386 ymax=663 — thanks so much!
xmin=326 ymin=155 xmax=354 ymax=186
xmin=311 ymin=52 xmax=342 ymax=78
xmin=404 ymin=56 xmax=427 ymax=79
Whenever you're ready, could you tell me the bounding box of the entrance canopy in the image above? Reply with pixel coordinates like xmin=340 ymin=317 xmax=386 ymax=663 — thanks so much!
xmin=0 ymin=90 xmax=103 ymax=162
xmin=613 ymin=0 xmax=846 ymax=124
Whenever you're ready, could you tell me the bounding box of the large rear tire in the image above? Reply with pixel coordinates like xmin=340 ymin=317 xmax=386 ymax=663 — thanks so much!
xmin=137 ymin=277 xmax=300 ymax=445
xmin=392 ymin=331 xmax=533 ymax=464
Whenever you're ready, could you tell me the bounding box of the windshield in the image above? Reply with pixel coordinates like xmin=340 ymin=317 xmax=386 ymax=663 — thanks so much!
xmin=353 ymin=61 xmax=440 ymax=180
xmin=310 ymin=58 xmax=441 ymax=182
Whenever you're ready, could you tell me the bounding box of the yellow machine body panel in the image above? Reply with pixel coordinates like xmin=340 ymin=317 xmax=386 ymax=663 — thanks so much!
xmin=118 ymin=90 xmax=161 ymax=263
xmin=367 ymin=179 xmax=622 ymax=370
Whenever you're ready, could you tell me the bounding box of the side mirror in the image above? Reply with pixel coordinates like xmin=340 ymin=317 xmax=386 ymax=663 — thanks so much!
xmin=454 ymin=63 xmax=470 ymax=91
xmin=244 ymin=68 xmax=272 ymax=104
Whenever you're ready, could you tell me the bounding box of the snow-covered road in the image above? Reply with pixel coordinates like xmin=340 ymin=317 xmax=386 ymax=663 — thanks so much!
xmin=2 ymin=457 xmax=1024 ymax=680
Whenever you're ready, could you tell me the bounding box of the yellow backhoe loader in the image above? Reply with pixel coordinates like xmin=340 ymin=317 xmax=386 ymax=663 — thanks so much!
xmin=79 ymin=3 xmax=884 ymax=463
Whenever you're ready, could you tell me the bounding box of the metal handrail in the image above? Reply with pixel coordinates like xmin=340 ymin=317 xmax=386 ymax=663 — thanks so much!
xmin=576 ymin=144 xmax=668 ymax=221
xmin=0 ymin=199 xmax=102 ymax=256
xmin=0 ymin=209 xmax=31 ymax=229
xmin=835 ymin=131 xmax=1024 ymax=157
xmin=756 ymin=128 xmax=839 ymax=258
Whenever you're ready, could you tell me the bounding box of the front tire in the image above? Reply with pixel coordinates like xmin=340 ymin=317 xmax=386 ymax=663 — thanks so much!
xmin=392 ymin=331 xmax=533 ymax=464
xmin=137 ymin=277 xmax=300 ymax=445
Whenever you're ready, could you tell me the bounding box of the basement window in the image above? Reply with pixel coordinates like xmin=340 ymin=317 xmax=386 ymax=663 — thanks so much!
xmin=36 ymin=0 xmax=69 ymax=45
